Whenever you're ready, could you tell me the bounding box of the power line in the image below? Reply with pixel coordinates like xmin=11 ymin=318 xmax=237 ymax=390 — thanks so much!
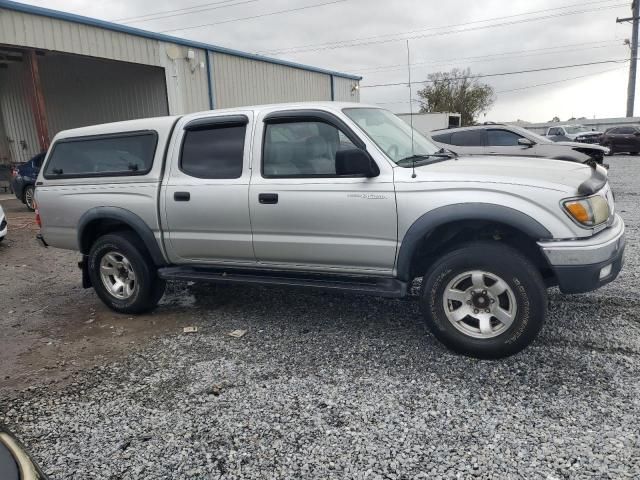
xmin=160 ymin=0 xmax=347 ymax=33
xmin=117 ymin=0 xmax=259 ymax=25
xmin=356 ymin=40 xmax=623 ymax=74
xmin=263 ymin=0 xmax=619 ymax=55
xmin=494 ymin=66 xmax=627 ymax=93
xmin=371 ymin=66 xmax=626 ymax=107
xmin=261 ymin=2 xmax=626 ymax=55
xmin=361 ymin=42 xmax=624 ymax=76
xmin=360 ymin=58 xmax=632 ymax=88
xmin=112 ymin=0 xmax=249 ymax=22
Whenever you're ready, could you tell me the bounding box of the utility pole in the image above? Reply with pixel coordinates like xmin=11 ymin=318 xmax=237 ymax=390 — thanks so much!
xmin=617 ymin=0 xmax=640 ymax=117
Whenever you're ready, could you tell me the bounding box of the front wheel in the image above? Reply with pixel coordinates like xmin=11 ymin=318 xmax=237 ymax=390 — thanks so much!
xmin=88 ymin=232 xmax=165 ymax=314
xmin=420 ymin=242 xmax=546 ymax=359
xmin=604 ymin=144 xmax=614 ymax=156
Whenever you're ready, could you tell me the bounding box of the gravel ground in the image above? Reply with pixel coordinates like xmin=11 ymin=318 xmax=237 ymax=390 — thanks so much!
xmin=1 ymin=156 xmax=639 ymax=479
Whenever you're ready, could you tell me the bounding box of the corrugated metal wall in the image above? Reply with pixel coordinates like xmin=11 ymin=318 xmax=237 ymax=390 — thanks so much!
xmin=0 ymin=8 xmax=210 ymax=116
xmin=0 ymin=9 xmax=161 ymax=66
xmin=0 ymin=61 xmax=39 ymax=164
xmin=0 ymin=107 xmax=10 ymax=164
xmin=39 ymin=52 xmax=169 ymax=134
xmin=0 ymin=5 xmax=361 ymax=165
xmin=159 ymin=43 xmax=210 ymax=114
xmin=333 ymin=76 xmax=360 ymax=102
xmin=211 ymin=52 xmax=332 ymax=108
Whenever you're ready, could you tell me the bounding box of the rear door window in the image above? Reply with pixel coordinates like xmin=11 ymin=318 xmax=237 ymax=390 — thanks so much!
xmin=450 ymin=130 xmax=484 ymax=146
xmin=45 ymin=132 xmax=157 ymax=178
xmin=618 ymin=127 xmax=635 ymax=134
xmin=180 ymin=121 xmax=246 ymax=179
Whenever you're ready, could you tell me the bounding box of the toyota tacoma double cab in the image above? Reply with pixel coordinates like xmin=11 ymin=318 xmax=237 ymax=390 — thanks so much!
xmin=34 ymin=102 xmax=625 ymax=358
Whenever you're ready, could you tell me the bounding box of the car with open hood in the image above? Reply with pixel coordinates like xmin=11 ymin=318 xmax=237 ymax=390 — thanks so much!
xmin=430 ymin=124 xmax=608 ymax=166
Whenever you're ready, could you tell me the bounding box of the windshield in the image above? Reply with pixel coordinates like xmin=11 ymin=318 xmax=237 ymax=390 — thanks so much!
xmin=565 ymin=125 xmax=590 ymax=134
xmin=343 ymin=108 xmax=440 ymax=163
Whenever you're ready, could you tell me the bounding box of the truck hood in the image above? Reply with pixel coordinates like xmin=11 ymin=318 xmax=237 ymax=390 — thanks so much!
xmin=553 ymin=140 xmax=607 ymax=151
xmin=417 ymin=155 xmax=598 ymax=193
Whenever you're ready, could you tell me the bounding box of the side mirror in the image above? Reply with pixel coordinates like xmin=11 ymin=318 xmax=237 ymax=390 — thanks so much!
xmin=335 ymin=148 xmax=379 ymax=177
xmin=518 ymin=138 xmax=535 ymax=148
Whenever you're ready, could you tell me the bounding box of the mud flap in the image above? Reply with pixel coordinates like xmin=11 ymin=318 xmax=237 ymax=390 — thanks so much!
xmin=79 ymin=256 xmax=92 ymax=289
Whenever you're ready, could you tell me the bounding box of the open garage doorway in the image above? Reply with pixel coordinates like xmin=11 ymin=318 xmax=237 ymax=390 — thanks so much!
xmin=0 ymin=46 xmax=169 ymax=166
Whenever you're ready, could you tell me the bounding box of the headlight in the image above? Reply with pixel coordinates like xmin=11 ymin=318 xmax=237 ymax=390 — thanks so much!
xmin=562 ymin=195 xmax=610 ymax=227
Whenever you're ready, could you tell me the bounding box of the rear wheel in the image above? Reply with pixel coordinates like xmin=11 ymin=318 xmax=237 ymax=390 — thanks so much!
xmin=23 ymin=185 xmax=35 ymax=211
xmin=88 ymin=232 xmax=165 ymax=314
xmin=420 ymin=242 xmax=546 ymax=359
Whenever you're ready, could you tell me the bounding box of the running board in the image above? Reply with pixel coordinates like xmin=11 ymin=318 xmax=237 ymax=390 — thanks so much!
xmin=157 ymin=266 xmax=408 ymax=298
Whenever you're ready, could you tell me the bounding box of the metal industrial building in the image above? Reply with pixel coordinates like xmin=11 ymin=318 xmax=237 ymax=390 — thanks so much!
xmin=0 ymin=0 xmax=361 ymax=164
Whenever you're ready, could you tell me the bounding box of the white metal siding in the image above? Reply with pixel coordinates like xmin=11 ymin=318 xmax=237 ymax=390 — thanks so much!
xmin=0 ymin=61 xmax=40 ymax=163
xmin=159 ymin=43 xmax=210 ymax=115
xmin=211 ymin=52 xmax=332 ymax=108
xmin=0 ymin=9 xmax=161 ymax=66
xmin=39 ymin=52 xmax=169 ymax=134
xmin=332 ymin=76 xmax=360 ymax=102
xmin=0 ymin=8 xmax=211 ymax=116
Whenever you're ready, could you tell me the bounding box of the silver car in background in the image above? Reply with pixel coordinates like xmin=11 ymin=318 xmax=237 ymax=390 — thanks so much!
xmin=430 ymin=124 xmax=608 ymax=165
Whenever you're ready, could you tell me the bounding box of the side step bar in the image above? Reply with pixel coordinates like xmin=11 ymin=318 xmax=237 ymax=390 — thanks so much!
xmin=157 ymin=266 xmax=408 ymax=298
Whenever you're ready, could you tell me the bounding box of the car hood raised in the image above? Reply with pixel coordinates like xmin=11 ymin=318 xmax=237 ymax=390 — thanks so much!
xmin=415 ymin=155 xmax=598 ymax=193
xmin=552 ymin=140 xmax=607 ymax=150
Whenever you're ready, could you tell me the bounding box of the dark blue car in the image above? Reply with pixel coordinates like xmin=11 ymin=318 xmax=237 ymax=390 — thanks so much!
xmin=10 ymin=152 xmax=45 ymax=211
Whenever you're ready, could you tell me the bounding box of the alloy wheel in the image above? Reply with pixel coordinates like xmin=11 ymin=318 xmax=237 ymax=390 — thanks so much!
xmin=442 ymin=270 xmax=517 ymax=339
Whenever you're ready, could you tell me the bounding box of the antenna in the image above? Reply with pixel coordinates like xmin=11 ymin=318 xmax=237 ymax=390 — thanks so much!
xmin=407 ymin=40 xmax=416 ymax=178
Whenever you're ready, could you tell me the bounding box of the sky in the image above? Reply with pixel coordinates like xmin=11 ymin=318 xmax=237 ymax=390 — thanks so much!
xmin=19 ymin=0 xmax=637 ymax=122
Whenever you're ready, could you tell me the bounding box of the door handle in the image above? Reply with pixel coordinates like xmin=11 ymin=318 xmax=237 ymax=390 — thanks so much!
xmin=259 ymin=193 xmax=278 ymax=204
xmin=174 ymin=191 xmax=190 ymax=202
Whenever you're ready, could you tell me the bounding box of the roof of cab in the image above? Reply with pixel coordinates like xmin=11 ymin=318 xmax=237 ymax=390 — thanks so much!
xmin=52 ymin=102 xmax=381 ymax=141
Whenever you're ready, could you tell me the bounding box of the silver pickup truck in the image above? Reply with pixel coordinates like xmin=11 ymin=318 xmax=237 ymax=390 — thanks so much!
xmin=34 ymin=102 xmax=625 ymax=358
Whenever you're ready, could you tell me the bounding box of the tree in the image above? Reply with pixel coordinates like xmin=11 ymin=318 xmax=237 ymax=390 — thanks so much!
xmin=550 ymin=116 xmax=560 ymax=123
xmin=416 ymin=68 xmax=494 ymax=125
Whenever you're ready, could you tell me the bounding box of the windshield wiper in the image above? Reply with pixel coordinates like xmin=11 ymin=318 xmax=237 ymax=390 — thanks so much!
xmin=396 ymin=151 xmax=456 ymax=167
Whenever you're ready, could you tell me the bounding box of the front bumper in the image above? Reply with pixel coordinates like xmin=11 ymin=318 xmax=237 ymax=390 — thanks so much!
xmin=538 ymin=214 xmax=625 ymax=294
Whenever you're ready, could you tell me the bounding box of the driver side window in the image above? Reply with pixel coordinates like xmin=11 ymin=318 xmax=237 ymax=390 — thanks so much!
xmin=263 ymin=121 xmax=358 ymax=177
xmin=487 ymin=129 xmax=522 ymax=146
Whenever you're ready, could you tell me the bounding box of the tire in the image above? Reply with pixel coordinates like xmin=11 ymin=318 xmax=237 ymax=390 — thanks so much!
xmin=604 ymin=144 xmax=614 ymax=156
xmin=87 ymin=232 xmax=165 ymax=314
xmin=420 ymin=242 xmax=546 ymax=359
xmin=23 ymin=185 xmax=35 ymax=211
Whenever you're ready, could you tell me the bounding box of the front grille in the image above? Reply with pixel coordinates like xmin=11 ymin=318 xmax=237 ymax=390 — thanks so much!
xmin=576 ymin=136 xmax=601 ymax=144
